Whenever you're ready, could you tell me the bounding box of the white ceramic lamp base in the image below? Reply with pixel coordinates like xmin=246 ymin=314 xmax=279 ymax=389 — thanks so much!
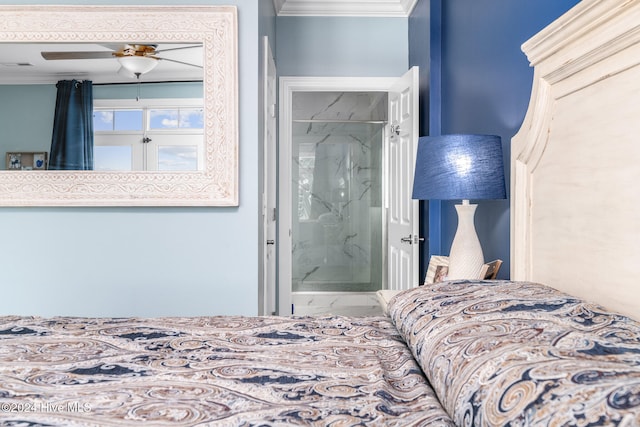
xmin=447 ymin=201 xmax=484 ymax=279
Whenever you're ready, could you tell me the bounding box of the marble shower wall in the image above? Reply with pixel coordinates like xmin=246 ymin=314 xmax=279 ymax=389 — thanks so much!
xmin=292 ymin=92 xmax=387 ymax=292
xmin=292 ymin=91 xmax=387 ymax=122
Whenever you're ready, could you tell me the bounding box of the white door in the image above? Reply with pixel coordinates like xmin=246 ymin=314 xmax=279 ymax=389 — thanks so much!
xmin=387 ymin=67 xmax=420 ymax=290
xmin=262 ymin=37 xmax=277 ymax=315
xmin=277 ymin=72 xmax=419 ymax=315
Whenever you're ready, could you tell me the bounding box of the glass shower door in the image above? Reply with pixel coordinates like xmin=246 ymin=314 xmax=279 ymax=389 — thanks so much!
xmin=291 ymin=121 xmax=384 ymax=293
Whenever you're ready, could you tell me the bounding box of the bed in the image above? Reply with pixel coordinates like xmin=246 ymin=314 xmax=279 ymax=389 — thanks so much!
xmin=0 ymin=315 xmax=454 ymax=426
xmin=2 ymin=0 xmax=640 ymax=425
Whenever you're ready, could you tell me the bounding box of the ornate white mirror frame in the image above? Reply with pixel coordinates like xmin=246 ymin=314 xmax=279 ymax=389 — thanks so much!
xmin=0 ymin=5 xmax=238 ymax=206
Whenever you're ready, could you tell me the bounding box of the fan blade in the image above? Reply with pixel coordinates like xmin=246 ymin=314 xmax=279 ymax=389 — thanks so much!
xmin=154 ymin=45 xmax=202 ymax=54
xmin=157 ymin=57 xmax=203 ymax=69
xmin=98 ymin=43 xmax=125 ymax=51
xmin=41 ymin=51 xmax=115 ymax=60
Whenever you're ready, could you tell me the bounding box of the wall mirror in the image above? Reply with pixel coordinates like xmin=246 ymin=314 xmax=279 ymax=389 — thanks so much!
xmin=0 ymin=5 xmax=238 ymax=206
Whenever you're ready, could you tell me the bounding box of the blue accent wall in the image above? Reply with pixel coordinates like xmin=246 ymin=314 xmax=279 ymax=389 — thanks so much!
xmin=410 ymin=0 xmax=580 ymax=280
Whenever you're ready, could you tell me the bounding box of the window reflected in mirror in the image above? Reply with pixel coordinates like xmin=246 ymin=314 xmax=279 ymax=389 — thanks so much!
xmin=92 ymin=98 xmax=203 ymax=171
xmin=93 ymin=109 xmax=143 ymax=131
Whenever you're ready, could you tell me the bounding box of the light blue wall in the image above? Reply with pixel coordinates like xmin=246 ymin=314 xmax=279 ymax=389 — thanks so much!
xmin=0 ymin=85 xmax=57 ymax=162
xmin=0 ymin=0 xmax=264 ymax=317
xmin=94 ymin=82 xmax=203 ymax=100
xmin=276 ymin=16 xmax=408 ymax=77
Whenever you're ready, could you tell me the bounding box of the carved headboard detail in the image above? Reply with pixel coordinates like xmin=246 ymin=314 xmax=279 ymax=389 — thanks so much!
xmin=511 ymin=0 xmax=640 ymax=320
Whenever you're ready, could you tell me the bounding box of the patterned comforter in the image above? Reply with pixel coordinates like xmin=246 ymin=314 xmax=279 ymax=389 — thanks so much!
xmin=0 ymin=315 xmax=454 ymax=426
xmin=389 ymin=281 xmax=640 ymax=426
xmin=3 ymin=281 xmax=640 ymax=426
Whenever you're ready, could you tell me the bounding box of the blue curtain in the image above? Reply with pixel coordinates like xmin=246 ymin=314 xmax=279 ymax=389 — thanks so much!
xmin=49 ymin=80 xmax=94 ymax=170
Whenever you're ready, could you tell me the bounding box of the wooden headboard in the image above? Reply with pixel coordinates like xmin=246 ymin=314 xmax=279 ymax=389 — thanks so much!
xmin=511 ymin=0 xmax=640 ymax=320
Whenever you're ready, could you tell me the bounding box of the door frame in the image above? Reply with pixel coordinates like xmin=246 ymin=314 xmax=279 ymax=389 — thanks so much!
xmin=278 ymin=76 xmax=410 ymax=315
xmin=260 ymin=36 xmax=277 ymax=316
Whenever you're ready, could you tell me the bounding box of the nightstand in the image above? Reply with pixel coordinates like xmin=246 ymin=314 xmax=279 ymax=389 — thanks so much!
xmin=376 ymin=290 xmax=402 ymax=315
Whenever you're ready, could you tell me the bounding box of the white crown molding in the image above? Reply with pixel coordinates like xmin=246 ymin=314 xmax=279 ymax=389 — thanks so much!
xmin=274 ymin=0 xmax=418 ymax=17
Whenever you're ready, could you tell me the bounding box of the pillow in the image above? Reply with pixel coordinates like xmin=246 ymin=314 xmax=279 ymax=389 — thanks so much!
xmin=389 ymin=280 xmax=640 ymax=426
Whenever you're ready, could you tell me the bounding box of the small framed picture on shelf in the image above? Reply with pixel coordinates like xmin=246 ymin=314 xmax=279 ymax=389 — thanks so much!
xmin=8 ymin=153 xmax=21 ymax=170
xmin=424 ymin=255 xmax=449 ymax=285
xmin=480 ymin=259 xmax=503 ymax=280
xmin=33 ymin=153 xmax=46 ymax=170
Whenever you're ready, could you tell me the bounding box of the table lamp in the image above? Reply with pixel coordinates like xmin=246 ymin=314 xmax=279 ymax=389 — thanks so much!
xmin=412 ymin=134 xmax=506 ymax=279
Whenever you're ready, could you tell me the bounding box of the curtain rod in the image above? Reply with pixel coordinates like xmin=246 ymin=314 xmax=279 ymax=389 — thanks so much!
xmin=293 ymin=119 xmax=386 ymax=124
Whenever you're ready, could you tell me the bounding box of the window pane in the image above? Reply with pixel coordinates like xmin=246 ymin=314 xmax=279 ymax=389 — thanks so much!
xmin=93 ymin=110 xmax=114 ymax=131
xmin=114 ymin=110 xmax=143 ymax=131
xmin=94 ymin=146 xmax=133 ymax=171
xmin=158 ymin=146 xmax=197 ymax=171
xmin=179 ymin=108 xmax=204 ymax=129
xmin=149 ymin=109 xmax=179 ymax=129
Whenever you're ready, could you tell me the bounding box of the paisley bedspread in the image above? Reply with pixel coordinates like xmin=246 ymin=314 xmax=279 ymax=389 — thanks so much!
xmin=3 ymin=281 xmax=640 ymax=426
xmin=389 ymin=281 xmax=640 ymax=426
xmin=0 ymin=315 xmax=454 ymax=426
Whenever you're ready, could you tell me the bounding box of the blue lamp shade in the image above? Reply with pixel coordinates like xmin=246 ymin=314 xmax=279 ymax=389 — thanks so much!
xmin=412 ymin=134 xmax=506 ymax=200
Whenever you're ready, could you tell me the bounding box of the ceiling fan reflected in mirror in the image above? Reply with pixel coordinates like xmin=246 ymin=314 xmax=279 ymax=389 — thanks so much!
xmin=41 ymin=44 xmax=203 ymax=79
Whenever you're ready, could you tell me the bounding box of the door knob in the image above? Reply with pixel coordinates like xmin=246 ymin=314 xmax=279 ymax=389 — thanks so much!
xmin=401 ymin=235 xmax=425 ymax=244
xmin=266 ymin=240 xmax=275 ymax=245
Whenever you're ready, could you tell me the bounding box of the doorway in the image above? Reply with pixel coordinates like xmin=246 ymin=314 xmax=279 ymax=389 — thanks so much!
xmin=278 ymin=70 xmax=419 ymax=316
xmin=292 ymin=92 xmax=386 ymax=314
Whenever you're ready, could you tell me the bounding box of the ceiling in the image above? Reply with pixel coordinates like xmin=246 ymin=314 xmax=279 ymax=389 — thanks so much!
xmin=0 ymin=43 xmax=203 ymax=85
xmin=275 ymin=0 xmax=418 ymax=16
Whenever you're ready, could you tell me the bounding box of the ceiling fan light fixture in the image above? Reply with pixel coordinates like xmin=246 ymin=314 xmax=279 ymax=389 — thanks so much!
xmin=117 ymin=55 xmax=158 ymax=76
xmin=116 ymin=66 xmax=136 ymax=79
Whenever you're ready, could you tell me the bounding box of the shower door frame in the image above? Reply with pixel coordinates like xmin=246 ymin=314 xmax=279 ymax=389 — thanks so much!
xmin=278 ymin=75 xmax=418 ymax=316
